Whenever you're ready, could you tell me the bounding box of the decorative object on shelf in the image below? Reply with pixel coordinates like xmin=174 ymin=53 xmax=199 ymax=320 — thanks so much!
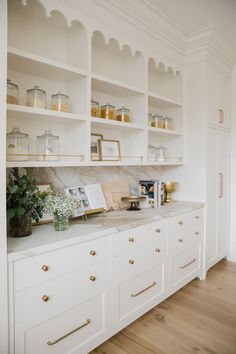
xmin=139 ymin=180 xmax=164 ymax=207
xmin=44 ymin=193 xmax=77 ymax=231
xmin=32 ymin=184 xmax=54 ymax=225
xmin=91 ymin=133 xmax=103 ymax=161
xmin=26 ymin=85 xmax=46 ymax=109
xmin=7 ymin=79 xmax=19 ymax=104
xmin=100 ymin=103 xmax=116 ymax=120
xmin=116 ymin=106 xmax=131 ymax=123
xmin=7 ymin=127 xmax=29 ymax=161
xmin=51 ymin=92 xmax=70 ymax=112
xmin=148 ymin=113 xmax=152 ymax=126
xmin=163 ymin=116 xmax=174 ymax=130
xmin=164 ymin=181 xmax=178 ymax=203
xmin=99 ymin=139 xmax=121 ymax=161
xmin=7 ymin=168 xmax=49 ymax=237
xmin=36 ymin=130 xmax=60 ymax=161
xmin=151 ymin=114 xmax=163 ymax=128
xmin=121 ymin=195 xmax=146 ymax=211
xmin=101 ymin=180 xmax=130 ymax=210
xmin=148 ymin=144 xmax=157 ymax=161
xmin=91 ymin=99 xmax=100 ymax=117
xmin=156 ymin=145 xmax=167 ymax=161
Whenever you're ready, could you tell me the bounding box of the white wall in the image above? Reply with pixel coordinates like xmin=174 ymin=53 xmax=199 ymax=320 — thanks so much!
xmin=228 ymin=65 xmax=236 ymax=261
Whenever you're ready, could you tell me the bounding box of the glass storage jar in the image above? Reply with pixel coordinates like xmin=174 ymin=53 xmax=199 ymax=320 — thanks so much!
xmin=7 ymin=79 xmax=19 ymax=105
xmin=148 ymin=113 xmax=152 ymax=126
xmin=100 ymin=103 xmax=116 ymax=120
xmin=163 ymin=116 xmax=174 ymax=130
xmin=148 ymin=144 xmax=157 ymax=161
xmin=156 ymin=145 xmax=167 ymax=161
xmin=151 ymin=114 xmax=163 ymax=128
xmin=51 ymin=92 xmax=70 ymax=112
xmin=36 ymin=130 xmax=60 ymax=161
xmin=7 ymin=127 xmax=29 ymax=161
xmin=26 ymin=86 xmax=46 ymax=109
xmin=116 ymin=107 xmax=131 ymax=123
xmin=91 ymin=99 xmax=100 ymax=117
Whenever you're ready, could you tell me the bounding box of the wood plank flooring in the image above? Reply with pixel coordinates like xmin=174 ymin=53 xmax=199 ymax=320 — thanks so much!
xmin=90 ymin=260 xmax=236 ymax=354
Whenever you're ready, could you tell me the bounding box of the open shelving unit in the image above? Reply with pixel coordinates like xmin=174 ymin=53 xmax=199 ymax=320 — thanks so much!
xmin=6 ymin=0 xmax=184 ymax=168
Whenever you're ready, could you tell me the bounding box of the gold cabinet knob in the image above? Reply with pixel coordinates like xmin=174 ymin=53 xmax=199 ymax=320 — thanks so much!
xmin=179 ymin=221 xmax=183 ymax=225
xmin=178 ymin=238 xmax=183 ymax=243
xmin=195 ymin=215 xmax=199 ymax=219
xmin=129 ymin=259 xmax=134 ymax=264
xmin=41 ymin=264 xmax=49 ymax=272
xmin=155 ymin=248 xmax=161 ymax=253
xmin=42 ymin=295 xmax=49 ymax=302
xmin=90 ymin=275 xmax=96 ymax=282
xmin=129 ymin=237 xmax=135 ymax=242
xmin=195 ymin=232 xmax=199 ymax=235
xmin=90 ymin=250 xmax=96 ymax=256
xmin=156 ymin=228 xmax=161 ymax=233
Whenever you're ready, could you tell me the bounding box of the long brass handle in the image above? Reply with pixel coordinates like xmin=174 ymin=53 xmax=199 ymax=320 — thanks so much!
xmin=218 ymin=173 xmax=223 ymax=198
xmin=47 ymin=319 xmax=91 ymax=346
xmin=218 ymin=109 xmax=224 ymax=124
xmin=179 ymin=258 xmax=196 ymax=269
xmin=131 ymin=281 xmax=157 ymax=297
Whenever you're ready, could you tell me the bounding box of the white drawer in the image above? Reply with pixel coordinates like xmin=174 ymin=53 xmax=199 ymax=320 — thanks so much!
xmin=168 ymin=225 xmax=202 ymax=254
xmin=113 ymin=220 xmax=166 ymax=256
xmin=14 ymin=237 xmax=109 ymax=291
xmin=15 ymin=260 xmax=109 ymax=328
xmin=15 ymin=294 xmax=105 ymax=354
xmin=119 ymin=263 xmax=165 ymax=321
xmin=171 ymin=245 xmax=200 ymax=287
xmin=168 ymin=208 xmax=203 ymax=234
xmin=114 ymin=240 xmax=166 ymax=282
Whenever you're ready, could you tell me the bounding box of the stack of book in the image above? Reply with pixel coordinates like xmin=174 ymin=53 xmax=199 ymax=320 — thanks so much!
xmin=138 ymin=180 xmax=165 ymax=207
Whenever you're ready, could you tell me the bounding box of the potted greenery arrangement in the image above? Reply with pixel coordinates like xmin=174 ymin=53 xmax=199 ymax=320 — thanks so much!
xmin=45 ymin=193 xmax=77 ymax=231
xmin=7 ymin=168 xmax=49 ymax=238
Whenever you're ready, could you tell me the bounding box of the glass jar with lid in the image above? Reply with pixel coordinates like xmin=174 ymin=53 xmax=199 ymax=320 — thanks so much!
xmin=116 ymin=107 xmax=131 ymax=123
xmin=7 ymin=79 xmax=19 ymax=105
xmin=100 ymin=103 xmax=116 ymax=120
xmin=151 ymin=114 xmax=163 ymax=128
xmin=91 ymin=99 xmax=100 ymax=117
xmin=26 ymin=86 xmax=46 ymax=109
xmin=163 ymin=116 xmax=174 ymax=130
xmin=51 ymin=92 xmax=70 ymax=112
xmin=148 ymin=144 xmax=157 ymax=161
xmin=156 ymin=145 xmax=167 ymax=161
xmin=36 ymin=130 xmax=60 ymax=161
xmin=7 ymin=127 xmax=29 ymax=161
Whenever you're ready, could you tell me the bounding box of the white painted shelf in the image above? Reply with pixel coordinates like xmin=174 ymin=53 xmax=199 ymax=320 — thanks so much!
xmin=91 ymin=117 xmax=145 ymax=131
xmin=148 ymin=92 xmax=182 ymax=108
xmin=148 ymin=126 xmax=182 ymax=136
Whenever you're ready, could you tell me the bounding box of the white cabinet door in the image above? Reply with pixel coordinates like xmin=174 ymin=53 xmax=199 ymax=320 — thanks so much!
xmin=206 ymin=128 xmax=230 ymax=269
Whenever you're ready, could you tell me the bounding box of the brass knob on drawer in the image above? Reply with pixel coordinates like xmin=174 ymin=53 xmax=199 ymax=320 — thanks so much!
xmin=90 ymin=275 xmax=96 ymax=282
xmin=179 ymin=221 xmax=183 ymax=225
xmin=90 ymin=250 xmax=96 ymax=256
xmin=156 ymin=228 xmax=161 ymax=233
xmin=195 ymin=216 xmax=199 ymax=219
xmin=129 ymin=237 xmax=135 ymax=242
xmin=195 ymin=232 xmax=199 ymax=235
xmin=41 ymin=264 xmax=49 ymax=272
xmin=129 ymin=259 xmax=135 ymax=264
xmin=42 ymin=295 xmax=49 ymax=302
xmin=178 ymin=238 xmax=183 ymax=243
xmin=155 ymin=248 xmax=161 ymax=253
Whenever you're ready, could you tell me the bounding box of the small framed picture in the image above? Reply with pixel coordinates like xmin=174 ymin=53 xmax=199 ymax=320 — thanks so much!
xmin=64 ymin=186 xmax=90 ymax=217
xmin=91 ymin=133 xmax=103 ymax=161
xmin=33 ymin=183 xmax=53 ymax=225
xmin=99 ymin=139 xmax=121 ymax=161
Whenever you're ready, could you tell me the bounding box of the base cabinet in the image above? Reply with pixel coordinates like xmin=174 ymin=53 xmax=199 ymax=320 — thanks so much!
xmin=10 ymin=207 xmax=204 ymax=354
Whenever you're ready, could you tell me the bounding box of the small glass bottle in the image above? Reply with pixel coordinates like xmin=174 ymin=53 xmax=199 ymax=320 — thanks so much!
xmin=36 ymin=130 xmax=60 ymax=161
xmin=7 ymin=127 xmax=29 ymax=161
xmin=100 ymin=103 xmax=116 ymax=120
xmin=91 ymin=99 xmax=100 ymax=117
xmin=156 ymin=145 xmax=167 ymax=161
xmin=116 ymin=107 xmax=131 ymax=123
xmin=26 ymin=86 xmax=46 ymax=109
xmin=163 ymin=116 xmax=174 ymax=130
xmin=7 ymin=79 xmax=19 ymax=105
xmin=51 ymin=92 xmax=70 ymax=112
xmin=148 ymin=144 xmax=157 ymax=161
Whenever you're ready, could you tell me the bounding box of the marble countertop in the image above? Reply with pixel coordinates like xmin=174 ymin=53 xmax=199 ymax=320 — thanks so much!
xmin=7 ymin=201 xmax=204 ymax=261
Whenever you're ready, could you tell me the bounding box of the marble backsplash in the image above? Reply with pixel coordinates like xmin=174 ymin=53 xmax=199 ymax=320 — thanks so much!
xmin=29 ymin=166 xmax=163 ymax=195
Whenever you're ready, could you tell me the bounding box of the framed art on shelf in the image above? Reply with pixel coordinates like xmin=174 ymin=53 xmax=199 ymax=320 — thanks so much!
xmin=91 ymin=133 xmax=103 ymax=161
xmin=99 ymin=139 xmax=121 ymax=161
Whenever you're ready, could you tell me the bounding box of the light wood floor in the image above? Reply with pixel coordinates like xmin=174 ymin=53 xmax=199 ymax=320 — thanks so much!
xmin=90 ymin=260 xmax=236 ymax=354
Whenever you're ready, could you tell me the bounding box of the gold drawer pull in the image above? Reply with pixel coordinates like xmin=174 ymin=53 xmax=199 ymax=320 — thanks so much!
xmin=131 ymin=281 xmax=157 ymax=297
xmin=178 ymin=238 xmax=183 ymax=243
xmin=155 ymin=248 xmax=161 ymax=253
xmin=47 ymin=319 xmax=91 ymax=346
xmin=195 ymin=216 xmax=199 ymax=219
xmin=90 ymin=275 xmax=96 ymax=281
xmin=195 ymin=232 xmax=199 ymax=235
xmin=129 ymin=237 xmax=135 ymax=242
xmin=156 ymin=228 xmax=161 ymax=233
xmin=179 ymin=258 xmax=196 ymax=269
xmin=90 ymin=250 xmax=96 ymax=256
xmin=129 ymin=259 xmax=134 ymax=264
xmin=42 ymin=264 xmax=49 ymax=272
xmin=42 ymin=295 xmax=49 ymax=302
xmin=178 ymin=221 xmax=183 ymax=225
